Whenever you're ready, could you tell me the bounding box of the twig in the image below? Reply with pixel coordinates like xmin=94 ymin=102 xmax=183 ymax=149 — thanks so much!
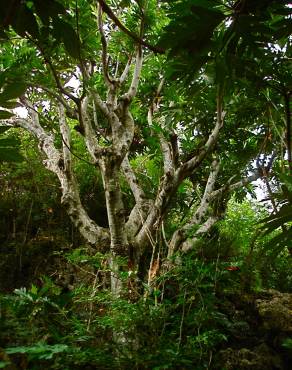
xmin=98 ymin=4 xmax=113 ymax=86
xmin=96 ymin=0 xmax=164 ymax=54
xmin=177 ymin=288 xmax=187 ymax=351
xmin=87 ymin=271 xmax=99 ymax=332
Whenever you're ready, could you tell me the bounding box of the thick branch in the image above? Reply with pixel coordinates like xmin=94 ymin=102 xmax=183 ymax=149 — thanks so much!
xmin=137 ymin=89 xmax=224 ymax=250
xmin=169 ymin=158 xmax=273 ymax=256
xmin=122 ymin=156 xmax=154 ymax=243
xmin=5 ymin=114 xmax=109 ymax=248
xmin=136 ymin=171 xmax=180 ymax=248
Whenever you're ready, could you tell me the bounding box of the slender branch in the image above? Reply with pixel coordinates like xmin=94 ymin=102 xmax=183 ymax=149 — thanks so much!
xmin=75 ymin=0 xmax=88 ymax=96
xmin=119 ymin=53 xmax=133 ymax=84
xmin=98 ymin=4 xmax=113 ymax=86
xmin=159 ymin=132 xmax=174 ymax=174
xmin=147 ymin=78 xmax=174 ymax=174
xmin=209 ymin=166 xmax=270 ymax=201
xmin=122 ymin=155 xmax=146 ymax=204
xmin=114 ymin=53 xmax=120 ymax=78
xmin=181 ymin=216 xmax=220 ymax=253
xmin=92 ymin=99 xmax=111 ymax=142
xmin=27 ymin=35 xmax=79 ymax=104
xmin=96 ymin=0 xmax=164 ymax=54
xmin=284 ymin=92 xmax=292 ymax=173
xmin=178 ymin=87 xmax=225 ymax=178
xmin=20 ymin=97 xmax=39 ymax=124
xmin=58 ymin=104 xmax=72 ymax=171
xmin=30 ymin=84 xmax=78 ymax=119
xmin=60 ymin=134 xmax=95 ymax=166
xmin=90 ymin=89 xmax=110 ymax=118
xmin=121 ymin=46 xmax=143 ymax=103
xmin=147 ymin=78 xmax=164 ymax=125
xmin=189 ymin=159 xmax=220 ymax=225
xmin=80 ymin=97 xmax=102 ymax=162
xmin=168 ymin=159 xmax=220 ymax=257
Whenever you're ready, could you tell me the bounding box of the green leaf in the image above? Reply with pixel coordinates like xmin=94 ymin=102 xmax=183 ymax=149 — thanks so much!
xmin=0 ymin=147 xmax=23 ymax=162
xmin=0 ymin=110 xmax=14 ymax=119
xmin=0 ymin=28 xmax=7 ymax=41
xmin=264 ymin=227 xmax=292 ymax=251
xmin=282 ymin=338 xmax=292 ymax=349
xmin=0 ymin=361 xmax=11 ymax=369
xmin=0 ymin=100 xmax=20 ymax=109
xmin=0 ymin=125 xmax=11 ymax=134
xmin=34 ymin=0 xmax=66 ymax=24
xmin=5 ymin=343 xmax=68 ymax=360
xmin=11 ymin=4 xmax=39 ymax=38
xmin=53 ymin=19 xmax=80 ymax=59
xmin=0 ymin=82 xmax=27 ymax=101
xmin=0 ymin=137 xmax=21 ymax=147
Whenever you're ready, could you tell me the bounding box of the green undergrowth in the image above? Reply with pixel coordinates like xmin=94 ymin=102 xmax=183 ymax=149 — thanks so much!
xmin=0 ymin=251 xmax=246 ymax=370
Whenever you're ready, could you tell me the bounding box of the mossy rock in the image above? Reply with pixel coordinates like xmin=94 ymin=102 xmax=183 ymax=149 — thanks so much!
xmin=217 ymin=343 xmax=283 ymax=370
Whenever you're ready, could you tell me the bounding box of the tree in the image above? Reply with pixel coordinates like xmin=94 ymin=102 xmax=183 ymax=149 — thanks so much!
xmin=0 ymin=0 xmax=291 ymax=296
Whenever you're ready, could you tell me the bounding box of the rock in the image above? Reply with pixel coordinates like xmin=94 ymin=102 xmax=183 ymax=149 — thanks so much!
xmin=218 ymin=343 xmax=283 ymax=370
xmin=256 ymin=290 xmax=292 ymax=332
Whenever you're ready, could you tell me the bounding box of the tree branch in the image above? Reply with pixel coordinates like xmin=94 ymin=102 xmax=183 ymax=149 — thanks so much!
xmin=122 ymin=155 xmax=146 ymax=204
xmin=98 ymin=4 xmax=113 ymax=87
xmin=121 ymin=46 xmax=143 ymax=103
xmin=181 ymin=215 xmax=220 ymax=253
xmin=28 ymin=35 xmax=80 ymax=105
xmin=118 ymin=53 xmax=133 ymax=84
xmin=168 ymin=159 xmax=220 ymax=257
xmin=30 ymin=84 xmax=78 ymax=119
xmin=96 ymin=0 xmax=164 ymax=54
xmin=178 ymin=88 xmax=225 ymax=179
xmin=4 ymin=112 xmax=109 ymax=248
xmin=58 ymin=104 xmax=72 ymax=171
xmin=147 ymin=78 xmax=175 ymax=174
xmin=80 ymin=97 xmax=103 ymax=162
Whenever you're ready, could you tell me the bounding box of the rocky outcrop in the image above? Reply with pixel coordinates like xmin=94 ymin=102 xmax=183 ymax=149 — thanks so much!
xmin=256 ymin=290 xmax=292 ymax=333
xmin=219 ymin=343 xmax=283 ymax=370
xmin=215 ymin=290 xmax=292 ymax=370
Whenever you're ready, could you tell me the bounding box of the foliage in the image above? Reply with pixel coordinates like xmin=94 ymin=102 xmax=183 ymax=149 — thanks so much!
xmin=282 ymin=337 xmax=292 ymax=351
xmin=0 ymin=252 xmax=235 ymax=369
xmin=0 ymin=127 xmax=23 ymax=162
xmin=5 ymin=343 xmax=68 ymax=361
xmin=259 ymin=169 xmax=292 ymax=252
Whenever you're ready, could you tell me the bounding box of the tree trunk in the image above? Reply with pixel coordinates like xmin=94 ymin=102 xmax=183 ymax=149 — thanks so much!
xmin=101 ymin=159 xmax=128 ymax=296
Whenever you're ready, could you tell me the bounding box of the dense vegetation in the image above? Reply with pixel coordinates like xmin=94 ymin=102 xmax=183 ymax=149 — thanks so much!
xmin=0 ymin=0 xmax=291 ymax=369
